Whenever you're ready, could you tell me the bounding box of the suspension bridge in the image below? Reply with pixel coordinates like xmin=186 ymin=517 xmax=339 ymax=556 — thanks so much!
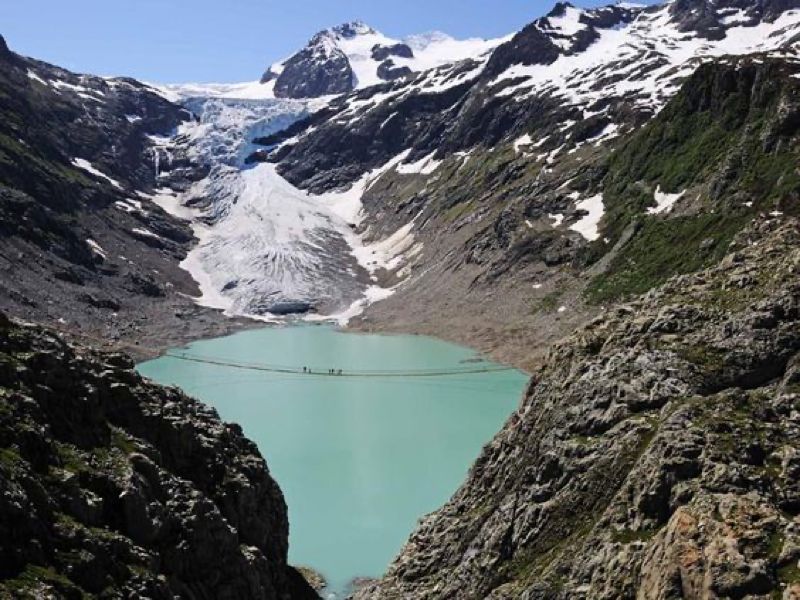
xmin=163 ymin=351 xmax=517 ymax=378
xmin=33 ymin=321 xmax=519 ymax=380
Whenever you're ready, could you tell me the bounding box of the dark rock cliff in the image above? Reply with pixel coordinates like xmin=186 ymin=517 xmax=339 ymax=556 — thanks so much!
xmin=269 ymin=22 xmax=382 ymax=99
xmin=273 ymin=36 xmax=355 ymax=99
xmin=0 ymin=314 xmax=318 ymax=599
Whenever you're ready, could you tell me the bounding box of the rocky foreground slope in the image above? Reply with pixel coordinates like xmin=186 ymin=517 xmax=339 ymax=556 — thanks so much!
xmin=0 ymin=314 xmax=317 ymax=599
xmin=356 ymin=218 xmax=800 ymax=599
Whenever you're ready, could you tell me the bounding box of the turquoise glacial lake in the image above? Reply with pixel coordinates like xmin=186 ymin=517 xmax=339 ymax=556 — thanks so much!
xmin=138 ymin=325 xmax=528 ymax=596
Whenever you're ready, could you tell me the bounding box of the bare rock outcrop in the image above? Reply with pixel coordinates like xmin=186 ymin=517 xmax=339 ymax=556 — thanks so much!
xmin=0 ymin=316 xmax=317 ymax=599
xmin=357 ymin=218 xmax=800 ymax=599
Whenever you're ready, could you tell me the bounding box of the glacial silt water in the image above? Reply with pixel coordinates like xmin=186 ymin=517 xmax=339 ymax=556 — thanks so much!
xmin=138 ymin=325 xmax=528 ymax=595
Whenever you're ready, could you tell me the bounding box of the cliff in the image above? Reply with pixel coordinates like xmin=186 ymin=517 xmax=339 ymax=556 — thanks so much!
xmin=357 ymin=218 xmax=800 ymax=598
xmin=0 ymin=315 xmax=317 ymax=599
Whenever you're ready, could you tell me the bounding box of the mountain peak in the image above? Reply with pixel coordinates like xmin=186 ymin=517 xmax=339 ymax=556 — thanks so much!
xmin=547 ymin=1 xmax=577 ymax=18
xmin=263 ymin=19 xmax=503 ymax=99
xmin=330 ymin=21 xmax=377 ymax=38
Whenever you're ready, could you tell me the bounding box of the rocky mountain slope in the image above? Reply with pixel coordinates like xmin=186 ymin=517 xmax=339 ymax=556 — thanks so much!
xmin=339 ymin=51 xmax=800 ymax=368
xmin=0 ymin=312 xmax=317 ymax=598
xmin=244 ymin=0 xmax=800 ymax=367
xmin=2 ymin=1 xmax=800 ymax=599
xmin=355 ymin=216 xmax=800 ymax=599
xmin=0 ymin=35 xmax=253 ymax=358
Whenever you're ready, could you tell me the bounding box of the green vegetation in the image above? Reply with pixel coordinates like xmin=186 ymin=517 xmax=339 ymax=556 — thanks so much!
xmin=778 ymin=561 xmax=800 ymax=585
xmin=0 ymin=131 xmax=92 ymax=191
xmin=53 ymin=442 xmax=89 ymax=474
xmin=111 ymin=428 xmax=136 ymax=455
xmin=672 ymin=343 xmax=727 ymax=372
xmin=533 ymin=290 xmax=564 ymax=314
xmin=611 ymin=528 xmax=658 ymax=544
xmin=0 ymin=446 xmax=23 ymax=471
xmin=585 ymin=213 xmax=746 ymax=304
xmin=1 ymin=564 xmax=86 ymax=599
xmin=570 ymin=434 xmax=597 ymax=446
xmin=583 ymin=60 xmax=799 ymax=304
xmin=54 ymin=512 xmax=123 ymax=544
xmin=767 ymin=531 xmax=785 ymax=560
xmin=443 ymin=198 xmax=477 ymax=222
xmin=0 ymin=392 xmax=12 ymax=417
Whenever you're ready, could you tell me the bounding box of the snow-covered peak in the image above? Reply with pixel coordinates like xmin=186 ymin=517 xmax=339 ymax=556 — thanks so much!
xmin=257 ymin=20 xmax=505 ymax=99
xmin=330 ymin=21 xmax=377 ymax=38
xmin=163 ymin=0 xmax=800 ymax=105
xmin=308 ymin=21 xmax=382 ymax=50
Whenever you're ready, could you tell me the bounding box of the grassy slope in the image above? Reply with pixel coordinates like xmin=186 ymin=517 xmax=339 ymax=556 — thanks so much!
xmin=585 ymin=58 xmax=800 ymax=303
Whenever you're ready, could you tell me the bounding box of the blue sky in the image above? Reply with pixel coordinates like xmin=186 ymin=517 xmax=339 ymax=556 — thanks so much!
xmin=4 ymin=0 xmax=652 ymax=83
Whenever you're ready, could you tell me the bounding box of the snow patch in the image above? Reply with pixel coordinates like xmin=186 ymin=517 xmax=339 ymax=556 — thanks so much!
xmin=544 ymin=6 xmax=587 ymax=37
xmin=71 ymin=159 xmax=122 ymax=189
xmin=86 ymin=239 xmax=106 ymax=259
xmin=131 ymin=227 xmax=165 ymax=242
xmin=396 ymin=152 xmax=442 ymax=175
xmin=647 ymin=185 xmax=686 ymax=215
xmin=569 ymin=194 xmax=604 ymax=241
xmin=513 ymin=133 xmax=534 ymax=154
xmin=114 ymin=198 xmax=146 ymax=214
xmin=588 ymin=123 xmax=620 ymax=144
xmin=353 ymin=221 xmax=418 ymax=275
xmin=26 ymin=70 xmax=48 ymax=86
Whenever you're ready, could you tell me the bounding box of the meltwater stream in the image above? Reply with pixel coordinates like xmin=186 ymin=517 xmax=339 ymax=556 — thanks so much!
xmin=138 ymin=325 xmax=528 ymax=597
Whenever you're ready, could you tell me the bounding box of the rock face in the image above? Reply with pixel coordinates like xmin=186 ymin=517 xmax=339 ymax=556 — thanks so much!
xmin=273 ymin=32 xmax=356 ymax=99
xmin=356 ymin=217 xmax=800 ymax=599
xmin=0 ymin=316 xmax=317 ymax=599
xmin=670 ymin=0 xmax=800 ymax=37
xmin=270 ymin=22 xmax=379 ymax=99
xmin=0 ymin=36 xmax=248 ymax=359
xmin=371 ymin=43 xmax=414 ymax=62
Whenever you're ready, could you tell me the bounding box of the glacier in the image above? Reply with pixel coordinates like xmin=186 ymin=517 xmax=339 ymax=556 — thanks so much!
xmin=148 ymin=92 xmax=421 ymax=323
xmin=147 ymin=94 xmax=377 ymax=319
